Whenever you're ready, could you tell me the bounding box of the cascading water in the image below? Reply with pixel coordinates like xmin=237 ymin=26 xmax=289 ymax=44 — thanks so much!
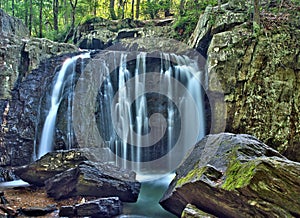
xmin=98 ymin=52 xmax=205 ymax=179
xmin=37 ymin=53 xmax=90 ymax=159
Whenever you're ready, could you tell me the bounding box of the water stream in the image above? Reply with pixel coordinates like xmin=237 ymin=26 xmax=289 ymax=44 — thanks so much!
xmin=37 ymin=53 xmax=90 ymax=158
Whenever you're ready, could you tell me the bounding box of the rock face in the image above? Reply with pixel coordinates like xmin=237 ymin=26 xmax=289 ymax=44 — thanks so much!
xmin=45 ymin=161 xmax=141 ymax=202
xmin=14 ymin=150 xmax=88 ymax=186
xmin=189 ymin=0 xmax=300 ymax=161
xmin=160 ymin=133 xmax=300 ymax=217
xmin=59 ymin=197 xmax=122 ymax=218
xmin=0 ymin=9 xmax=29 ymax=37
xmin=0 ymin=9 xmax=79 ymax=167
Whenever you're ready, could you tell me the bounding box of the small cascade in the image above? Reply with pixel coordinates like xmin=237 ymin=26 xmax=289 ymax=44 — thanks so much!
xmin=37 ymin=53 xmax=90 ymax=159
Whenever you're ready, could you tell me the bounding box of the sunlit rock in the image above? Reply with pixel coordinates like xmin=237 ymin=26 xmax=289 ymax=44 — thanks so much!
xmin=160 ymin=133 xmax=300 ymax=217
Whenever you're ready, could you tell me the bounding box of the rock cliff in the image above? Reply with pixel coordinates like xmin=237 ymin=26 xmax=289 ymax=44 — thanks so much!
xmin=0 ymin=10 xmax=78 ymax=167
xmin=189 ymin=0 xmax=300 ymax=161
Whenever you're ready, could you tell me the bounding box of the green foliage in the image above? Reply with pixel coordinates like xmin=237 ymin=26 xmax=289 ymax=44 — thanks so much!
xmin=172 ymin=0 xmax=218 ymax=41
xmin=141 ymin=0 xmax=172 ymax=19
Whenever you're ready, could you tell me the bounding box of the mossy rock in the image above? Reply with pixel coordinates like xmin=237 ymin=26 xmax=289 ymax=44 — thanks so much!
xmin=160 ymin=133 xmax=300 ymax=217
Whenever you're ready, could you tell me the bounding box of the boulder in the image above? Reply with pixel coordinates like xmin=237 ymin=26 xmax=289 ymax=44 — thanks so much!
xmin=160 ymin=133 xmax=300 ymax=217
xmin=18 ymin=205 xmax=57 ymax=217
xmin=45 ymin=161 xmax=141 ymax=202
xmin=14 ymin=149 xmax=88 ymax=186
xmin=59 ymin=197 xmax=122 ymax=218
xmin=181 ymin=204 xmax=216 ymax=218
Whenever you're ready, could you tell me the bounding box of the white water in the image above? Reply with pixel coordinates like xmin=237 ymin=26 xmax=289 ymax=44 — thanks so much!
xmin=107 ymin=52 xmax=205 ymax=178
xmin=0 ymin=180 xmax=30 ymax=189
xmin=37 ymin=53 xmax=90 ymax=159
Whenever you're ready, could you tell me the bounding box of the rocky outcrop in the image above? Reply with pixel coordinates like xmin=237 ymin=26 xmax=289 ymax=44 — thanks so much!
xmin=59 ymin=197 xmax=122 ymax=218
xmin=23 ymin=38 xmax=78 ymax=72
xmin=189 ymin=0 xmax=300 ymax=161
xmin=72 ymin=17 xmax=176 ymax=50
xmin=160 ymin=133 xmax=300 ymax=217
xmin=45 ymin=161 xmax=141 ymax=202
xmin=0 ymin=9 xmax=29 ymax=37
xmin=14 ymin=149 xmax=88 ymax=186
xmin=0 ymin=10 xmax=79 ymax=167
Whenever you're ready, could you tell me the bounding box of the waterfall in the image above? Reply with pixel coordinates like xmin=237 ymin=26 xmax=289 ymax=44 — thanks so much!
xmin=97 ymin=51 xmax=205 ymax=180
xmin=38 ymin=50 xmax=205 ymax=177
xmin=37 ymin=53 xmax=90 ymax=159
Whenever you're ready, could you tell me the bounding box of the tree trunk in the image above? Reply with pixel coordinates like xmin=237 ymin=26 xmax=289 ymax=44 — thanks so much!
xmin=110 ymin=0 xmax=117 ymax=20
xmin=12 ymin=0 xmax=15 ymax=16
xmin=25 ymin=0 xmax=28 ymax=26
xmin=93 ymin=0 xmax=97 ymax=16
xmin=136 ymin=0 xmax=140 ymax=19
xmin=131 ymin=0 xmax=135 ymax=19
xmin=64 ymin=0 xmax=77 ymax=42
xmin=29 ymin=0 xmax=32 ymax=35
xmin=39 ymin=0 xmax=43 ymax=38
xmin=179 ymin=0 xmax=185 ymax=15
xmin=253 ymin=0 xmax=260 ymax=26
xmin=53 ymin=0 xmax=59 ymax=32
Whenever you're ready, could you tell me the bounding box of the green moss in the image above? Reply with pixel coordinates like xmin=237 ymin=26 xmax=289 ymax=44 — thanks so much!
xmin=222 ymin=159 xmax=257 ymax=191
xmin=176 ymin=166 xmax=207 ymax=187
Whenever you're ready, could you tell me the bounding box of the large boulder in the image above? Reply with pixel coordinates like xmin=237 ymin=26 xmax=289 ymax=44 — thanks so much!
xmin=45 ymin=161 xmax=141 ymax=202
xmin=189 ymin=1 xmax=300 ymax=161
xmin=59 ymin=197 xmax=122 ymax=218
xmin=13 ymin=149 xmax=88 ymax=186
xmin=160 ymin=133 xmax=300 ymax=217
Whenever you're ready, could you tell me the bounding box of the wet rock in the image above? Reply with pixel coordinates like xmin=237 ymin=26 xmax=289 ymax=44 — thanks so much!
xmin=181 ymin=204 xmax=216 ymax=218
xmin=0 ymin=167 xmax=18 ymax=182
xmin=59 ymin=205 xmax=75 ymax=217
xmin=160 ymin=133 xmax=300 ymax=217
xmin=59 ymin=197 xmax=122 ymax=218
xmin=14 ymin=150 xmax=88 ymax=186
xmin=19 ymin=205 xmax=57 ymax=216
xmin=45 ymin=161 xmax=141 ymax=202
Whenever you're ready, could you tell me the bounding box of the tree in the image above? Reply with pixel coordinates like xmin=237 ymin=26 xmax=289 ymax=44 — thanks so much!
xmin=109 ymin=0 xmax=117 ymax=19
xmin=253 ymin=0 xmax=260 ymax=26
xmin=39 ymin=0 xmax=43 ymax=38
xmin=131 ymin=0 xmax=135 ymax=18
xmin=179 ymin=0 xmax=185 ymax=15
xmin=64 ymin=0 xmax=78 ymax=42
xmin=12 ymin=0 xmax=15 ymax=16
xmin=29 ymin=0 xmax=33 ymax=35
xmin=53 ymin=0 xmax=59 ymax=32
xmin=136 ymin=0 xmax=140 ymax=19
